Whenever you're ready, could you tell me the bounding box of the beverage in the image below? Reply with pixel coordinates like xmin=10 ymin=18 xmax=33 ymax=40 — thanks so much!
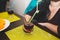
xmin=23 ymin=23 xmax=34 ymax=33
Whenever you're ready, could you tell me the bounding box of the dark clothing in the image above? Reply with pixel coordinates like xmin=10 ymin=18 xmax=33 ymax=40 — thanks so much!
xmin=0 ymin=0 xmax=9 ymax=12
xmin=26 ymin=1 xmax=60 ymax=37
xmin=27 ymin=0 xmax=50 ymax=22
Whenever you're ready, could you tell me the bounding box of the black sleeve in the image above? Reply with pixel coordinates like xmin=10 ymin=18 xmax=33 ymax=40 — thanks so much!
xmin=57 ymin=25 xmax=60 ymax=37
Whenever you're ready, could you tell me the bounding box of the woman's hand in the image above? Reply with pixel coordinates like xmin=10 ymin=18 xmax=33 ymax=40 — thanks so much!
xmin=24 ymin=14 xmax=31 ymax=22
xmin=38 ymin=22 xmax=58 ymax=34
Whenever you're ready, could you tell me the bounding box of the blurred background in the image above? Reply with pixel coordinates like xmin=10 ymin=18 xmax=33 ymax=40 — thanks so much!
xmin=10 ymin=0 xmax=31 ymax=16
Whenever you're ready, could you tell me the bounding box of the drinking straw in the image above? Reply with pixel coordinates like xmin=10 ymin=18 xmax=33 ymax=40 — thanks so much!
xmin=29 ymin=0 xmax=41 ymax=23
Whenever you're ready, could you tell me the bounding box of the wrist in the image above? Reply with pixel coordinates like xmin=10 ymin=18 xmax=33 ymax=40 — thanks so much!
xmin=38 ymin=22 xmax=51 ymax=27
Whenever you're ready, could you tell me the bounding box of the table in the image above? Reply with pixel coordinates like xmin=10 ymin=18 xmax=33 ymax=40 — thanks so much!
xmin=0 ymin=12 xmax=24 ymax=40
xmin=0 ymin=12 xmax=60 ymax=40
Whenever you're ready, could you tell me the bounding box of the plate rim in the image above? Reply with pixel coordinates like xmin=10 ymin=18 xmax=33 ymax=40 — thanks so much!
xmin=0 ymin=19 xmax=10 ymax=31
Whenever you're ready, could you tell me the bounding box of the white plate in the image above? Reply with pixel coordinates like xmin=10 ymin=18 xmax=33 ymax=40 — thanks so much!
xmin=0 ymin=19 xmax=10 ymax=31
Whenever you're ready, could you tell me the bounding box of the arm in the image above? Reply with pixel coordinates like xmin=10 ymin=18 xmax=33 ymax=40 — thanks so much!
xmin=38 ymin=22 xmax=58 ymax=34
xmin=24 ymin=1 xmax=45 ymax=23
xmin=24 ymin=4 xmax=36 ymax=24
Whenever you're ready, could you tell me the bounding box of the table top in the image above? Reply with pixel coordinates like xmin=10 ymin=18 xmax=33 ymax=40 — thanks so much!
xmin=0 ymin=12 xmax=24 ymax=40
xmin=0 ymin=12 xmax=60 ymax=40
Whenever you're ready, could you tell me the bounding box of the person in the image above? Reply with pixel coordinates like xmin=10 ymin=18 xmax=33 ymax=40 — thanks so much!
xmin=24 ymin=0 xmax=60 ymax=37
xmin=0 ymin=0 xmax=9 ymax=12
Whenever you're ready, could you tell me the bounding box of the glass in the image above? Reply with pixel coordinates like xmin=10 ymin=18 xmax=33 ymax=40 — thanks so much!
xmin=23 ymin=23 xmax=34 ymax=33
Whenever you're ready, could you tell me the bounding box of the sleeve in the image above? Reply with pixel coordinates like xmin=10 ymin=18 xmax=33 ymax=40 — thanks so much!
xmin=57 ymin=18 xmax=60 ymax=37
xmin=57 ymin=25 xmax=60 ymax=37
